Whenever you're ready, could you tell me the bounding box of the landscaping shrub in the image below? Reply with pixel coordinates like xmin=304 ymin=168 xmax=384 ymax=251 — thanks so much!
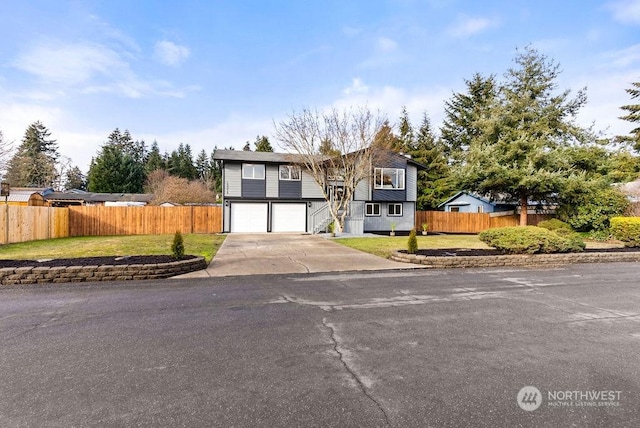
xmin=479 ymin=226 xmax=585 ymax=254
xmin=172 ymin=231 xmax=185 ymax=259
xmin=407 ymin=229 xmax=418 ymax=254
xmin=537 ymin=219 xmax=572 ymax=233
xmin=610 ymin=217 xmax=640 ymax=247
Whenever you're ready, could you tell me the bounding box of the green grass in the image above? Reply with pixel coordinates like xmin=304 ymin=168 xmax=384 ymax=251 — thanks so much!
xmin=0 ymin=234 xmax=226 ymax=263
xmin=335 ymin=234 xmax=490 ymax=258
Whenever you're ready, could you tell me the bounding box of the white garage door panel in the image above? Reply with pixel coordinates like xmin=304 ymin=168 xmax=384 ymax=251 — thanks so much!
xmin=231 ymin=203 xmax=268 ymax=232
xmin=272 ymin=203 xmax=306 ymax=232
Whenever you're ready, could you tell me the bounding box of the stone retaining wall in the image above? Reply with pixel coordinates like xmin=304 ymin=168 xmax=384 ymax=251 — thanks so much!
xmin=391 ymin=251 xmax=640 ymax=269
xmin=0 ymin=257 xmax=207 ymax=285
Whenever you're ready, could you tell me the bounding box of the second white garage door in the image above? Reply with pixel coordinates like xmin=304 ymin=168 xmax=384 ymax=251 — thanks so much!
xmin=271 ymin=203 xmax=307 ymax=232
xmin=231 ymin=203 xmax=268 ymax=232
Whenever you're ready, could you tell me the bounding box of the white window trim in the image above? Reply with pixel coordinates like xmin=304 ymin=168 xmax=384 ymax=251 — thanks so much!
xmin=388 ymin=203 xmax=403 ymax=217
xmin=374 ymin=168 xmax=405 ymax=190
xmin=242 ymin=163 xmax=265 ymax=180
xmin=365 ymin=203 xmax=381 ymax=217
xmin=279 ymin=165 xmax=301 ymax=181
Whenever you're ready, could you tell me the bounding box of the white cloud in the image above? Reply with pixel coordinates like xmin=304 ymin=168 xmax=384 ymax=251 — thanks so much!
xmin=342 ymin=26 xmax=362 ymax=37
xmin=342 ymin=78 xmax=370 ymax=95
xmin=607 ymin=0 xmax=640 ymax=24
xmin=332 ymin=79 xmax=451 ymax=130
xmin=377 ymin=37 xmax=398 ymax=53
xmin=13 ymin=41 xmax=127 ymax=85
xmin=605 ymin=43 xmax=640 ymax=68
xmin=12 ymin=39 xmax=196 ymax=99
xmin=447 ymin=15 xmax=499 ymax=38
xmin=154 ymin=40 xmax=191 ymax=66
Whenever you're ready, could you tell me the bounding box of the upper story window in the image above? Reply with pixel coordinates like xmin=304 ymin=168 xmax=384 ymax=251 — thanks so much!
xmin=374 ymin=168 xmax=405 ymax=190
xmin=279 ymin=165 xmax=301 ymax=181
xmin=242 ymin=163 xmax=265 ymax=180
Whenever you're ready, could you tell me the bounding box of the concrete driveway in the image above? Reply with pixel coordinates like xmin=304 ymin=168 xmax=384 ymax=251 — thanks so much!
xmin=181 ymin=233 xmax=419 ymax=277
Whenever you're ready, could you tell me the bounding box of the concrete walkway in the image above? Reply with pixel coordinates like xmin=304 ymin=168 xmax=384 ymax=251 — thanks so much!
xmin=177 ymin=233 xmax=420 ymax=278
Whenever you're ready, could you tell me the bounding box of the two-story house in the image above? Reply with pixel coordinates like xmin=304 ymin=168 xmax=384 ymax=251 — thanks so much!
xmin=214 ymin=149 xmax=423 ymax=234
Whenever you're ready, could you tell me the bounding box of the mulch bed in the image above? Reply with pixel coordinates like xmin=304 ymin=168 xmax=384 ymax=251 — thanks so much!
xmin=400 ymin=247 xmax=639 ymax=257
xmin=0 ymin=255 xmax=198 ymax=269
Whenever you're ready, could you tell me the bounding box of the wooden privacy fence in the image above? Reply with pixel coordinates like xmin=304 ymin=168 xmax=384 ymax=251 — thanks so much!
xmin=0 ymin=206 xmax=69 ymax=244
xmin=68 ymin=206 xmax=223 ymax=236
xmin=415 ymin=211 xmax=553 ymax=234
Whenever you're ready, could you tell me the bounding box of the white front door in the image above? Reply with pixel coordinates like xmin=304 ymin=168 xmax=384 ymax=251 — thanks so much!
xmin=230 ymin=203 xmax=268 ymax=232
xmin=271 ymin=203 xmax=307 ymax=232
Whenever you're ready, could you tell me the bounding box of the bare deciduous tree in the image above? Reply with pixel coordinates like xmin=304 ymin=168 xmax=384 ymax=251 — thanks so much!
xmin=0 ymin=131 xmax=14 ymax=179
xmin=275 ymin=107 xmax=387 ymax=233
xmin=146 ymin=171 xmax=217 ymax=205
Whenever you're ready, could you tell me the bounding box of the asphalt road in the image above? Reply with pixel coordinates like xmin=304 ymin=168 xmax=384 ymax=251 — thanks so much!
xmin=0 ymin=263 xmax=639 ymax=427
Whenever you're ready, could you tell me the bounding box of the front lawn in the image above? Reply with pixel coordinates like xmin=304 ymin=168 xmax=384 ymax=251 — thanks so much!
xmin=0 ymin=234 xmax=226 ymax=263
xmin=335 ymin=234 xmax=490 ymax=258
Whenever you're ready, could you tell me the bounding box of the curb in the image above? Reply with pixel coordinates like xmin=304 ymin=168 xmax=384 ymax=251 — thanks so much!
xmin=390 ymin=251 xmax=640 ymax=269
xmin=0 ymin=257 xmax=207 ymax=286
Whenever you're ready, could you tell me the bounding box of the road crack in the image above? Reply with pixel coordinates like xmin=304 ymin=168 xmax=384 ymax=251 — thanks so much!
xmin=322 ymin=318 xmax=391 ymax=427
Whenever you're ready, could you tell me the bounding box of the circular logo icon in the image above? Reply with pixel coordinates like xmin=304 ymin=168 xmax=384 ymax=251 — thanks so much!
xmin=517 ymin=386 xmax=542 ymax=411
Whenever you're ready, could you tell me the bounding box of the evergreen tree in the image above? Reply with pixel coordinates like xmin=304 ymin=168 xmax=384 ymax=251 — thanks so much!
xmin=440 ymin=73 xmax=498 ymax=164
xmin=145 ymin=141 xmax=165 ymax=173
xmin=63 ymin=166 xmax=87 ymax=190
xmin=620 ymin=80 xmax=640 ymax=151
xmin=413 ymin=113 xmax=454 ymax=210
xmin=86 ymin=129 xmax=146 ymax=193
xmin=6 ymin=121 xmax=59 ymax=187
xmin=457 ymin=47 xmax=589 ymax=225
xmin=254 ymin=135 xmax=274 ymax=152
xmin=167 ymin=143 xmax=198 ymax=179
xmin=397 ymin=107 xmax=415 ymax=153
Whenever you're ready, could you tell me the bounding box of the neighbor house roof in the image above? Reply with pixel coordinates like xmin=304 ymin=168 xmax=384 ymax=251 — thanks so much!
xmin=438 ymin=191 xmax=497 ymax=208
xmin=4 ymin=187 xmax=53 ymax=203
xmin=44 ymin=190 xmax=154 ymax=204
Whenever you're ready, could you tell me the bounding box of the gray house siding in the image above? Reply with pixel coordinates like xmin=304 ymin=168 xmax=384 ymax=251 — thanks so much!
xmin=242 ymin=179 xmax=266 ymax=198
xmin=363 ymin=202 xmax=415 ymax=232
xmin=301 ymin=171 xmax=324 ymax=199
xmin=372 ymin=188 xmax=406 ymax=201
xmin=279 ymin=180 xmax=302 ymax=199
xmin=223 ymin=203 xmax=231 ymax=233
xmin=224 ymin=163 xmax=241 ymax=197
xmin=354 ymin=178 xmax=370 ymax=201
xmin=406 ymin=165 xmax=417 ymax=202
xmin=266 ymin=165 xmax=279 ymax=198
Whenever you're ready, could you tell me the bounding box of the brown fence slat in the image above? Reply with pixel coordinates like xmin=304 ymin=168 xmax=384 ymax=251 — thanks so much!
xmin=0 ymin=206 xmax=70 ymax=244
xmin=416 ymin=211 xmax=553 ymax=234
xmin=68 ymin=206 xmax=223 ymax=237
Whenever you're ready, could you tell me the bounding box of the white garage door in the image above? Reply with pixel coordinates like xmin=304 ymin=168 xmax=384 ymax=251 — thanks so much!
xmin=271 ymin=203 xmax=307 ymax=232
xmin=231 ymin=203 xmax=268 ymax=232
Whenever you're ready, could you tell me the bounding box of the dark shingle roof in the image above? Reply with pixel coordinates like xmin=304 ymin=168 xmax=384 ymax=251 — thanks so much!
xmin=213 ymin=150 xmax=307 ymax=163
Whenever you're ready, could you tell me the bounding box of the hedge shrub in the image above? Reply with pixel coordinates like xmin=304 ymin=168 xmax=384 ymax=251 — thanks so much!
xmin=537 ymin=219 xmax=572 ymax=233
xmin=610 ymin=217 xmax=640 ymax=247
xmin=479 ymin=226 xmax=585 ymax=254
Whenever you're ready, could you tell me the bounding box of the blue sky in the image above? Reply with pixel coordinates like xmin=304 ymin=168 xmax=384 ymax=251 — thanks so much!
xmin=1 ymin=0 xmax=639 ymax=173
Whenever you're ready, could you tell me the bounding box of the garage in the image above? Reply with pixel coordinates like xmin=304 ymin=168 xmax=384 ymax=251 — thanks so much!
xmin=271 ymin=203 xmax=307 ymax=233
xmin=230 ymin=203 xmax=268 ymax=232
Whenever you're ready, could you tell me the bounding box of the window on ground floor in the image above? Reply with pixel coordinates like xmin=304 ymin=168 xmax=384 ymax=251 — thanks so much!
xmin=388 ymin=203 xmax=403 ymax=216
xmin=365 ymin=203 xmax=381 ymax=216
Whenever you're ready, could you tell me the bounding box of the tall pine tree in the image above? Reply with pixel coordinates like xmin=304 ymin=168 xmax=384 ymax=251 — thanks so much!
xmin=6 ymin=121 xmax=59 ymax=187
xmin=87 ymin=129 xmax=146 ymax=193
xmin=620 ymin=80 xmax=640 ymax=151
xmin=457 ymin=47 xmax=589 ymax=225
